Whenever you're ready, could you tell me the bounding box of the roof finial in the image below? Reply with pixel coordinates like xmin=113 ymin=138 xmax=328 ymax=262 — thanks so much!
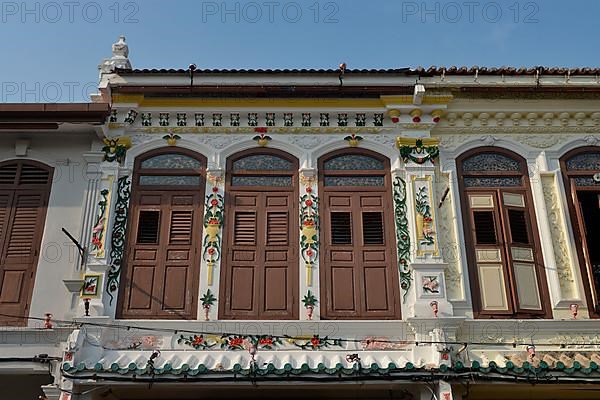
xmin=99 ymin=35 xmax=132 ymax=74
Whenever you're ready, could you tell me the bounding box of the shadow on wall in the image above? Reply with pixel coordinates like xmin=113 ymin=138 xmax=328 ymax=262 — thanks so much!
xmin=0 ymin=373 xmax=53 ymax=400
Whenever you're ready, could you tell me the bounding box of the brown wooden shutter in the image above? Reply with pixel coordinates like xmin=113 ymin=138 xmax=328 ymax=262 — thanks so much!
xmin=120 ymin=192 xmax=202 ymax=319
xmin=322 ymin=192 xmax=399 ymax=319
xmin=221 ymin=192 xmax=298 ymax=319
xmin=0 ymin=161 xmax=52 ymax=326
xmin=0 ymin=192 xmax=47 ymax=321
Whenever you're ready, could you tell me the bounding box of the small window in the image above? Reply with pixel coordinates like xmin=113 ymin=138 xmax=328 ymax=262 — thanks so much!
xmin=362 ymin=212 xmax=384 ymax=245
xmin=323 ymin=154 xmax=385 ymax=171
xmin=331 ymin=212 xmax=352 ymax=245
xmin=508 ymin=209 xmax=530 ymax=244
xmin=140 ymin=153 xmax=202 ymax=169
xmin=473 ymin=211 xmax=497 ymax=244
xmin=137 ymin=211 xmax=160 ymax=244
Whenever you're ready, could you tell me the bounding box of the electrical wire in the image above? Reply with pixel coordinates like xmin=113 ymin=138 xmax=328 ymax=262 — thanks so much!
xmin=4 ymin=312 xmax=600 ymax=349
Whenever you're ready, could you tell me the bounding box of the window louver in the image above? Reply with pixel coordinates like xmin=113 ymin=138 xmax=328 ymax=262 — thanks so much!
xmin=331 ymin=212 xmax=352 ymax=245
xmin=473 ymin=211 xmax=497 ymax=244
xmin=362 ymin=212 xmax=384 ymax=245
xmin=266 ymin=212 xmax=288 ymax=245
xmin=234 ymin=212 xmax=256 ymax=245
xmin=137 ymin=211 xmax=160 ymax=244
xmin=169 ymin=210 xmax=193 ymax=244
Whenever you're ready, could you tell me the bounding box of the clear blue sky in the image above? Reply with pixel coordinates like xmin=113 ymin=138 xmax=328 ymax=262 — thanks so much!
xmin=1 ymin=0 xmax=598 ymax=102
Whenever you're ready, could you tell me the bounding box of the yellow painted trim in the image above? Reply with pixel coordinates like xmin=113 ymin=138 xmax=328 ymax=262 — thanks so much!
xmin=412 ymin=175 xmax=440 ymax=257
xmin=396 ymin=137 xmax=440 ymax=148
xmin=381 ymin=95 xmax=453 ymax=105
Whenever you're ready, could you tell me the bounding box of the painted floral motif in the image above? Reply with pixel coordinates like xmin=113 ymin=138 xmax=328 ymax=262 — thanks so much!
xmin=293 ymin=335 xmax=342 ymax=350
xmin=266 ymin=113 xmax=275 ymax=126
xmin=319 ymin=113 xmax=329 ymax=126
xmin=302 ymin=290 xmax=318 ymax=320
xmin=141 ymin=113 xmax=152 ymax=126
xmin=212 ymin=113 xmax=222 ymax=126
xmin=248 ymin=113 xmax=258 ymax=127
xmin=344 ymin=133 xmax=363 ymax=147
xmin=159 ymin=112 xmax=169 ymax=126
xmin=393 ymin=177 xmax=411 ymax=301
xmin=178 ymin=335 xmax=216 ymax=350
xmin=253 ymin=335 xmax=283 ymax=350
xmin=415 ymin=186 xmax=435 ymax=246
xmin=91 ymin=189 xmax=109 ymax=257
xmin=176 ymin=113 xmax=187 ymax=126
xmin=106 ymin=176 xmax=131 ymax=304
xmin=398 ymin=139 xmax=439 ymax=165
xmin=102 ymin=137 xmax=131 ymax=164
xmin=230 ymin=113 xmax=240 ymax=126
xmin=355 ymin=113 xmax=366 ymax=126
xmin=200 ymin=289 xmax=217 ymax=321
xmin=284 ymin=113 xmax=293 ymax=126
xmin=123 ymin=109 xmax=137 ymax=124
xmin=203 ymin=180 xmax=224 ymax=285
xmin=302 ymin=113 xmax=311 ymax=126
xmin=300 ymin=177 xmax=319 ymax=286
xmin=373 ymin=113 xmax=384 ymax=126
xmin=195 ymin=113 xmax=205 ymax=126
xmin=337 ymin=113 xmax=348 ymax=126
xmin=162 ymin=133 xmax=181 ymax=146
xmin=422 ymin=275 xmax=440 ymax=294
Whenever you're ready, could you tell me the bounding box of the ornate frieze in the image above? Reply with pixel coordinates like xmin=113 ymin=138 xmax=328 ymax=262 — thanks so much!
xmin=412 ymin=176 xmax=439 ymax=257
xmin=397 ymin=138 xmax=440 ymax=165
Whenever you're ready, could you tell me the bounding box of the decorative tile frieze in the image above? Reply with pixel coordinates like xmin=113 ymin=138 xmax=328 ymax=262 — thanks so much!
xmin=176 ymin=113 xmax=187 ymax=126
xmin=159 ymin=112 xmax=169 ymax=126
xmin=212 ymin=113 xmax=222 ymax=126
xmin=141 ymin=112 xmax=152 ymax=126
xmin=195 ymin=113 xmax=205 ymax=126
xmin=393 ymin=177 xmax=412 ymax=301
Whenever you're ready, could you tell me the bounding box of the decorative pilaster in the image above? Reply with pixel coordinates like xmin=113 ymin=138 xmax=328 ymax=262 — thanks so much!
xmin=198 ymin=169 xmax=225 ymax=321
xmin=299 ymin=168 xmax=320 ymax=320
xmin=398 ymin=137 xmax=454 ymax=318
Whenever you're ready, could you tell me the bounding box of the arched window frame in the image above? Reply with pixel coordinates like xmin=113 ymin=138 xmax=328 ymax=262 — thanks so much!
xmin=560 ymin=146 xmax=600 ymax=318
xmin=219 ymin=148 xmax=299 ymax=320
xmin=317 ymin=148 xmax=401 ymax=320
xmin=117 ymin=148 xmax=207 ymax=320
xmin=457 ymin=147 xmax=552 ymax=319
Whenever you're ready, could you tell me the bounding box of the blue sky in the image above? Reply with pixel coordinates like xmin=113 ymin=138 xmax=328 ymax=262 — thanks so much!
xmin=1 ymin=0 xmax=598 ymax=102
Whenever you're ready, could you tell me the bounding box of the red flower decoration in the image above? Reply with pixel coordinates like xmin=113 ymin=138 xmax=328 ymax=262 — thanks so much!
xmin=433 ymin=116 xmax=440 ymax=123
xmin=391 ymin=117 xmax=399 ymax=123
xmin=259 ymin=337 xmax=273 ymax=346
xmin=254 ymin=127 xmax=268 ymax=133
xmin=306 ymin=187 xmax=312 ymax=193
xmin=212 ymin=187 xmax=219 ymax=193
xmin=412 ymin=116 xmax=421 ymax=123
xmin=305 ymin=199 xmax=313 ymax=207
xmin=310 ymin=337 xmax=320 ymax=347
xmin=303 ymin=220 xmax=314 ymax=227
xmin=207 ymin=248 xmax=215 ymax=255
xmin=229 ymin=337 xmax=244 ymax=347
xmin=306 ymin=249 xmax=314 ymax=257
xmin=441 ymin=353 xmax=449 ymax=360
xmin=192 ymin=335 xmax=204 ymax=346
xmin=211 ymin=199 xmax=218 ymax=206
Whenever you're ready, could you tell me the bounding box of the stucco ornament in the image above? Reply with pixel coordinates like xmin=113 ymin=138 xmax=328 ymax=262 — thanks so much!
xmin=393 ymin=177 xmax=412 ymax=301
xmin=300 ymin=173 xmax=319 ymax=287
xmin=203 ymin=175 xmax=225 ymax=286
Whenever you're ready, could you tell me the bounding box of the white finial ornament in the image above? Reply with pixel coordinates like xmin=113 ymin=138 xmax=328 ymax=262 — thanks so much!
xmin=99 ymin=35 xmax=132 ymax=73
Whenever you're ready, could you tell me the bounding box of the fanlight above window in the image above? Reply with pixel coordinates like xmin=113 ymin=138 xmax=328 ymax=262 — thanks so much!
xmin=136 ymin=151 xmax=204 ymax=187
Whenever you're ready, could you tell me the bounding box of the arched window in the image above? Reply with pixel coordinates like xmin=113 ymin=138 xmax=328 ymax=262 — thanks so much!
xmin=561 ymin=147 xmax=600 ymax=317
xmin=318 ymin=149 xmax=400 ymax=319
xmin=220 ymin=149 xmax=299 ymax=319
xmin=118 ymin=149 xmax=206 ymax=319
xmin=0 ymin=160 xmax=53 ymax=325
xmin=457 ymin=148 xmax=550 ymax=318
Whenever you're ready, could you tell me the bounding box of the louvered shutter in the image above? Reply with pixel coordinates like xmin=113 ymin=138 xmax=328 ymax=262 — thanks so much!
xmin=322 ymin=192 xmax=399 ymax=319
xmin=222 ymin=192 xmax=297 ymax=319
xmin=0 ymin=192 xmax=47 ymax=322
xmin=120 ymin=192 xmax=202 ymax=318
